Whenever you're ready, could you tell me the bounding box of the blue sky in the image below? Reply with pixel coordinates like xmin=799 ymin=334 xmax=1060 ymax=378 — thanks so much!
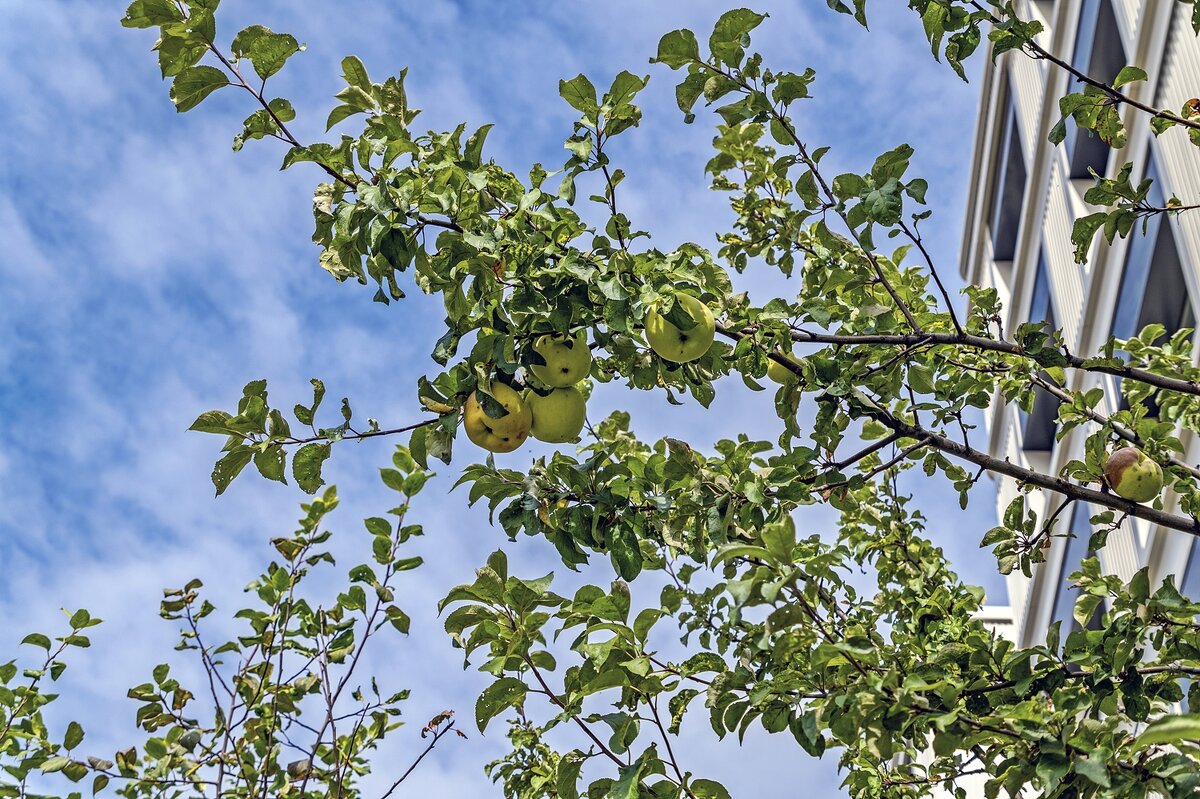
xmin=0 ymin=1 xmax=992 ymax=795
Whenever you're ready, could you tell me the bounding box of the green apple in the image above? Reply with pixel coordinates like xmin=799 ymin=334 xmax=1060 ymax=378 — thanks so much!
xmin=463 ymin=382 xmax=533 ymax=453
xmin=529 ymin=332 xmax=591 ymax=387
xmin=766 ymin=349 xmax=799 ymax=384
xmin=644 ymin=293 xmax=715 ymax=363
xmin=1103 ymin=447 xmax=1163 ymax=503
xmin=527 ymin=386 xmax=587 ymax=443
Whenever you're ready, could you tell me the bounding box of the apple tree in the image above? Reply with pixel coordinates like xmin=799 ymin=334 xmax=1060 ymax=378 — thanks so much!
xmin=10 ymin=1 xmax=1200 ymax=798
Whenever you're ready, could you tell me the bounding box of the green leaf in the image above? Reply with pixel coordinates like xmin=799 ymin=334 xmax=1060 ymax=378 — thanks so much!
xmin=559 ymin=74 xmax=598 ymax=115
xmin=1071 ymin=212 xmax=1107 ymax=263
xmin=1151 ymin=116 xmax=1177 ymax=136
xmin=1049 ymin=116 xmax=1068 ymax=145
xmin=155 ymin=31 xmax=207 ymax=78
xmin=908 ymin=363 xmax=935 ymax=395
xmin=254 ymin=445 xmax=287 ymax=484
xmin=922 ymin=0 xmax=948 ymax=58
xmin=609 ymin=525 xmax=643 ymax=580
xmin=40 ymin=758 xmax=70 ymax=774
xmin=231 ymin=25 xmax=302 ymax=81
xmin=21 ymin=633 xmax=51 ymax=650
xmin=605 ymin=71 xmax=648 ymax=112
xmin=905 ymin=177 xmax=929 ymax=203
xmin=426 ymin=420 xmax=454 ymax=465
xmin=464 ymin=124 xmax=493 ymax=168
xmin=691 ymin=779 xmax=732 ymax=799
xmin=409 ymin=425 xmax=429 ymax=469
xmin=555 ymin=751 xmax=586 ymax=799
xmin=63 ymin=760 xmax=88 ymax=782
xmin=292 ymin=442 xmax=331 ymax=494
xmin=871 ymin=143 xmax=914 ymax=181
xmin=772 ymin=69 xmax=816 ymax=104
xmin=341 ymin=55 xmax=371 ymax=93
xmin=189 ymin=410 xmax=235 ymax=435
xmin=212 ymin=447 xmax=253 ymax=495
xmin=294 ymin=379 xmax=326 ymax=426
xmin=64 ymin=721 xmax=85 ymax=751
xmin=475 ymin=677 xmax=527 ymax=732
xmin=385 ymin=605 xmax=411 ymax=634
xmin=121 ymin=0 xmax=183 ymax=28
xmin=674 ymin=71 xmax=707 ymax=119
xmin=1113 ymin=66 xmax=1148 ymax=89
xmin=709 ymin=8 xmax=767 ymax=65
xmin=169 ymin=66 xmax=229 ymax=113
xmin=234 ymin=98 xmax=295 ymax=150
xmin=653 ymin=29 xmax=700 ymax=68
xmin=1132 ymin=713 xmax=1200 ymax=750
xmin=714 ymin=96 xmax=756 ymax=126
xmin=1075 ymin=755 xmax=1111 ymax=788
xmin=610 ymin=751 xmax=653 ymax=799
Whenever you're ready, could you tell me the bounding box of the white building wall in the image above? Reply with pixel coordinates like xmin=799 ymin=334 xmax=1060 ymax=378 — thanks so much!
xmin=961 ymin=0 xmax=1200 ymax=649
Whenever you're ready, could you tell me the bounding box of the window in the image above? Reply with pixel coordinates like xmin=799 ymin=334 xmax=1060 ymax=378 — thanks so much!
xmin=1110 ymin=164 xmax=1193 ymax=414
xmin=1111 ymin=164 xmax=1194 ymax=344
xmin=1021 ymin=251 xmax=1062 ymax=451
xmin=1178 ymin=542 xmax=1200 ymax=708
xmin=991 ymin=106 xmax=1026 ymax=262
xmin=1050 ymin=503 xmax=1103 ymax=633
xmin=1181 ymin=539 xmax=1200 ymax=605
xmin=1065 ymin=0 xmax=1126 ymax=178
xmin=1111 ymin=222 xmax=1192 ymax=343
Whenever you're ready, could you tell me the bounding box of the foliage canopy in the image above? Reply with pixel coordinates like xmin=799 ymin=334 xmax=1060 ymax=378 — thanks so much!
xmin=9 ymin=2 xmax=1200 ymax=798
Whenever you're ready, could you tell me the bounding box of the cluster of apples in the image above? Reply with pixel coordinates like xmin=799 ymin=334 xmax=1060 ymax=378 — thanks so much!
xmin=461 ymin=292 xmax=724 ymax=455
xmin=462 ymin=332 xmax=592 ymax=454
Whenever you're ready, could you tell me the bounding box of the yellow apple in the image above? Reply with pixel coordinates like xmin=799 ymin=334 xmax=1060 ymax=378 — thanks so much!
xmin=462 ymin=382 xmax=533 ymax=453
xmin=644 ymin=293 xmax=715 ymax=363
xmin=527 ymin=386 xmax=587 ymax=443
xmin=1103 ymin=447 xmax=1163 ymax=503
xmin=766 ymin=349 xmax=799 ymax=384
xmin=529 ymin=332 xmax=591 ymax=387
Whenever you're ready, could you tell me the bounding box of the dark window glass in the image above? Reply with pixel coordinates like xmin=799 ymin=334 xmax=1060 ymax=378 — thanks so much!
xmin=1112 ymin=163 xmax=1193 ymax=342
xmin=1123 ymin=222 xmax=1189 ymax=340
xmin=1182 ymin=539 xmax=1200 ymax=605
xmin=1111 ymin=162 xmax=1194 ymax=411
xmin=991 ymin=107 xmax=1026 ymax=262
xmin=1065 ymin=0 xmax=1126 ymax=178
xmin=1021 ymin=251 xmax=1061 ymax=451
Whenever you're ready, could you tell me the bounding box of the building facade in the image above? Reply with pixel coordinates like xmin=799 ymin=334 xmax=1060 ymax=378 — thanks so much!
xmin=960 ymin=0 xmax=1200 ymax=648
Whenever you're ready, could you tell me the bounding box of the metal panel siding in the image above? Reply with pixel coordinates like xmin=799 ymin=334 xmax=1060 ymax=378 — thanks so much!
xmin=1101 ymin=519 xmax=1143 ymax=582
xmin=1042 ymin=162 xmax=1086 ymax=348
xmin=1113 ymin=0 xmax=1143 ymax=48
xmin=1010 ymin=55 xmax=1045 ymax=167
xmin=1155 ymin=12 xmax=1200 ymax=282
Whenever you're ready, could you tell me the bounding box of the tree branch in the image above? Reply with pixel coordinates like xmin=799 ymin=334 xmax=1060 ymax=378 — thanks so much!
xmin=773 ymin=326 xmax=1200 ymax=398
xmin=874 ymin=409 xmax=1200 ymax=537
xmin=377 ymin=716 xmax=457 ymax=799
xmin=979 ymin=3 xmax=1200 ymax=133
